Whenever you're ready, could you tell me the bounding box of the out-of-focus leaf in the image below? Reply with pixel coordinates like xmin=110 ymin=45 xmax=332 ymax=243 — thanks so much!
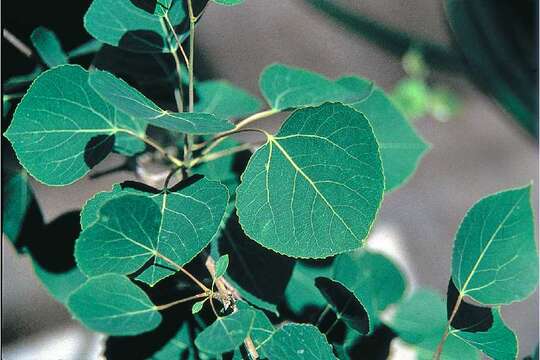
xmin=30 ymin=26 xmax=68 ymax=67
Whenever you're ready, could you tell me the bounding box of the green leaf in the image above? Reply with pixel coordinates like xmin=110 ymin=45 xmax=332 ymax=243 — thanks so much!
xmin=67 ymin=39 xmax=102 ymax=58
xmin=259 ymin=63 xmax=361 ymax=110
xmin=68 ymin=273 xmax=161 ymax=335
xmin=391 ymin=78 xmax=429 ymax=119
xmin=236 ymin=103 xmax=384 ymax=258
xmin=2 ymin=170 xmax=34 ymax=247
xmin=387 ymin=289 xmax=479 ymax=359
xmin=192 ymin=299 xmax=207 ymax=314
xmin=338 ymin=75 xmax=430 ymax=192
xmin=4 ymin=65 xmax=146 ymax=185
xmin=33 ymin=259 xmax=87 ymax=305
xmin=236 ymin=301 xmax=275 ymax=347
xmin=212 ymin=0 xmax=244 ymax=6
xmin=332 ymin=250 xmax=406 ymax=328
xmin=315 ymin=277 xmax=371 ymax=335
xmin=153 ymin=0 xmax=173 ymax=16
xmin=4 ymin=67 xmax=43 ymax=92
xmin=451 ymin=308 xmax=517 ymax=360
xmin=195 ymin=80 xmax=262 ymax=119
xmin=88 ymin=69 xmax=233 ymax=134
xmin=259 ymin=323 xmax=337 ymax=360
xmin=285 ymin=260 xmax=333 ymax=315
xmin=214 ymin=254 xmax=229 ymax=279
xmin=83 ymin=0 xmax=188 ymax=53
xmin=113 ymin=111 xmax=147 ymax=156
xmin=76 ymin=178 xmax=228 ymax=285
xmin=194 ymin=310 xmax=256 ymax=354
xmin=416 ymin=334 xmax=478 ymax=360
xmin=212 ymin=213 xmax=294 ymax=314
xmin=30 ymin=27 xmax=68 ymax=68
xmin=387 ymin=289 xmax=447 ymax=344
xmin=451 ymin=185 xmax=538 ymax=305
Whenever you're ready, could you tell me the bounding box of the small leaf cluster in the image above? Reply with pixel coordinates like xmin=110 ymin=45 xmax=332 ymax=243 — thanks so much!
xmin=2 ymin=1 xmax=538 ymax=359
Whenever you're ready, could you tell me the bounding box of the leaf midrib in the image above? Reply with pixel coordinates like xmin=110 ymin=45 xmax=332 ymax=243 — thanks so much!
xmin=459 ymin=192 xmax=526 ymax=296
xmin=269 ymin=136 xmax=361 ymax=243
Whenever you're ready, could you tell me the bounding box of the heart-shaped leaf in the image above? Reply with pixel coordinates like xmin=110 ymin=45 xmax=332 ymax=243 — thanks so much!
xmin=4 ymin=65 xmax=148 ymax=185
xmin=236 ymin=103 xmax=384 ymax=258
xmin=76 ymin=177 xmax=228 ymax=285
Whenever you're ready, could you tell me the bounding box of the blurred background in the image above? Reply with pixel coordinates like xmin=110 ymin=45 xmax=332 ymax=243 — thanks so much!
xmin=2 ymin=0 xmax=538 ymax=359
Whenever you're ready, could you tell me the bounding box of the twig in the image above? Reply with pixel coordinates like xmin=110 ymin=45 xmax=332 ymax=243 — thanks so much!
xmin=204 ymin=256 xmax=258 ymax=359
xmin=155 ymin=292 xmax=209 ymax=311
xmin=433 ymin=293 xmax=463 ymax=359
xmin=3 ymin=29 xmax=33 ymax=58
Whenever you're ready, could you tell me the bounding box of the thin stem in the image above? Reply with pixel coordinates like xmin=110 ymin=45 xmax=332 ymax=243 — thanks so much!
xmin=163 ymin=14 xmax=190 ymax=68
xmin=191 ymin=143 xmax=253 ymax=167
xmin=164 ymin=166 xmax=182 ymax=189
xmin=201 ymin=110 xmax=277 ymax=155
xmin=3 ymin=29 xmax=33 ymax=58
xmin=152 ymin=250 xmax=209 ymax=292
xmin=120 ymin=129 xmax=183 ymax=167
xmin=155 ymin=292 xmax=209 ymax=311
xmin=209 ymin=296 xmax=220 ymax=318
xmin=162 ymin=16 xmax=185 ymax=113
xmin=325 ymin=316 xmax=340 ymax=336
xmin=234 ymin=109 xmax=279 ymax=130
xmin=316 ymin=304 xmax=331 ymax=326
xmin=433 ymin=293 xmax=463 ymax=360
xmin=202 ymin=128 xmax=269 ymax=156
xmin=183 ymin=0 xmax=197 ymax=170
xmin=204 ymin=256 xmax=259 ymax=359
xmin=187 ymin=0 xmax=195 ymax=113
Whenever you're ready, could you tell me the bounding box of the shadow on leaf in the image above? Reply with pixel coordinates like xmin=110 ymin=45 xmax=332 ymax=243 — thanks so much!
xmin=84 ymin=135 xmax=115 ymax=169
xmin=215 ymin=212 xmax=294 ymax=308
xmin=447 ymin=278 xmax=493 ymax=332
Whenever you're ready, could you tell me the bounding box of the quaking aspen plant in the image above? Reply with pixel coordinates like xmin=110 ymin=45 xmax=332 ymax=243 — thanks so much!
xmin=2 ymin=1 xmax=539 ymax=359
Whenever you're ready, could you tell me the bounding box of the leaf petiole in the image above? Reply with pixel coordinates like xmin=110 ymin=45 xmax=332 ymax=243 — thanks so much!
xmin=155 ymin=292 xmax=209 ymax=311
